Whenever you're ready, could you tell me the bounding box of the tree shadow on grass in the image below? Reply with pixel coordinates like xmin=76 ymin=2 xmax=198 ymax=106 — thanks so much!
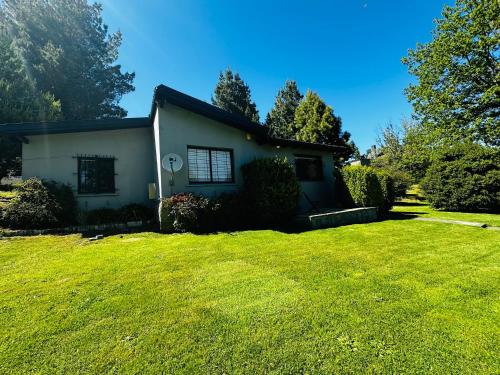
xmin=383 ymin=211 xmax=427 ymax=221
xmin=394 ymin=201 xmax=427 ymax=207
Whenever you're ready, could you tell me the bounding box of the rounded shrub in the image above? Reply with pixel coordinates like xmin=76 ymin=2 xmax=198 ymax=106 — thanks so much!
xmin=340 ymin=166 xmax=385 ymax=210
xmin=422 ymin=143 xmax=500 ymax=212
xmin=160 ymin=193 xmax=210 ymax=233
xmin=241 ymin=157 xmax=301 ymax=227
xmin=44 ymin=180 xmax=78 ymax=225
xmin=1 ymin=178 xmax=60 ymax=229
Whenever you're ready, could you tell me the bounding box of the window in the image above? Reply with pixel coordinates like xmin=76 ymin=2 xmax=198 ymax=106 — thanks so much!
xmin=295 ymin=155 xmax=323 ymax=181
xmin=77 ymin=156 xmax=116 ymax=194
xmin=187 ymin=146 xmax=234 ymax=184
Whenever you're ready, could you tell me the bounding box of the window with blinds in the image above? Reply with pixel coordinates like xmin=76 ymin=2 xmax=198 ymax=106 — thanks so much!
xmin=77 ymin=156 xmax=116 ymax=194
xmin=187 ymin=146 xmax=234 ymax=183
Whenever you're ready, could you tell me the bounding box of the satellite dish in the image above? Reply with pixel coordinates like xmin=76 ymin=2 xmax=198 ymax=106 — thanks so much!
xmin=162 ymin=153 xmax=183 ymax=173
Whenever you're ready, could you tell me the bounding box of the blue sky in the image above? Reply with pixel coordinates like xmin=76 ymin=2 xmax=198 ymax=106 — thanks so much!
xmin=101 ymin=0 xmax=451 ymax=152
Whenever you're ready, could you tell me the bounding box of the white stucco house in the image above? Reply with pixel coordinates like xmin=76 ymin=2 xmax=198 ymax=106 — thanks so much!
xmin=0 ymin=85 xmax=344 ymax=213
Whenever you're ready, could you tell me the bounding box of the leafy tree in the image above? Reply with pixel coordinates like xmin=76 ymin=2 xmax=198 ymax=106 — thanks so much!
xmin=0 ymin=34 xmax=61 ymax=181
xmin=212 ymin=68 xmax=259 ymax=122
xmin=0 ymin=0 xmax=135 ymax=120
xmin=265 ymin=80 xmax=303 ymax=138
xmin=292 ymin=90 xmax=355 ymax=161
xmin=372 ymin=119 xmax=431 ymax=183
xmin=402 ymin=0 xmax=499 ymax=146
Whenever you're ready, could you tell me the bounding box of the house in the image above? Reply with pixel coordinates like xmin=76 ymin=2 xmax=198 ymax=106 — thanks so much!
xmin=0 ymin=85 xmax=344 ymax=214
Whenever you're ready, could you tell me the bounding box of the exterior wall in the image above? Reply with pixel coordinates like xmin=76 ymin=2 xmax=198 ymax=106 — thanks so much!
xmin=154 ymin=103 xmax=336 ymax=210
xmin=22 ymin=127 xmax=155 ymax=211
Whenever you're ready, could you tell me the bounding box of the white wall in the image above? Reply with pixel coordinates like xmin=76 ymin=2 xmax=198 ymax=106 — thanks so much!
xmin=22 ymin=127 xmax=155 ymax=211
xmin=155 ymin=103 xmax=336 ymax=210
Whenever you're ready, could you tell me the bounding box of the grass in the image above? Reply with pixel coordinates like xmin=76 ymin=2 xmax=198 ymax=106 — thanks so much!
xmin=392 ymin=201 xmax=500 ymax=227
xmin=391 ymin=185 xmax=500 ymax=227
xmin=1 ymin=218 xmax=499 ymax=373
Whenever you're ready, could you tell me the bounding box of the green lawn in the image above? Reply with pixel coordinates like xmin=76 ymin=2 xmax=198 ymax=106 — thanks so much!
xmin=391 ymin=186 xmax=500 ymax=227
xmin=1 ymin=219 xmax=499 ymax=373
xmin=392 ymin=201 xmax=500 ymax=227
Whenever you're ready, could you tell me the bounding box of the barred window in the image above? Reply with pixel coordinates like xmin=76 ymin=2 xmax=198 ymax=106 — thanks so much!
xmin=188 ymin=146 xmax=234 ymax=184
xmin=77 ymin=156 xmax=116 ymax=194
xmin=295 ymin=155 xmax=323 ymax=181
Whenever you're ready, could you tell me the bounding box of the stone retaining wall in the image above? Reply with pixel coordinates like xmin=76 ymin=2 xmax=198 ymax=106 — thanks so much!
xmin=304 ymin=207 xmax=378 ymax=229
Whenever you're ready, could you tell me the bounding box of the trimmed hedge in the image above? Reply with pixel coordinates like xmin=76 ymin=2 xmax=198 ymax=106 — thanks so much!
xmin=241 ymin=157 xmax=301 ymax=226
xmin=422 ymin=143 xmax=500 ymax=212
xmin=376 ymin=170 xmax=396 ymax=211
xmin=339 ymin=166 xmax=395 ymax=212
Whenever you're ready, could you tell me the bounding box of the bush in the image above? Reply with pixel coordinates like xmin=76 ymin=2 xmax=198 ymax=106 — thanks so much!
xmin=160 ymin=193 xmax=210 ymax=233
xmin=241 ymin=157 xmax=301 ymax=227
xmin=119 ymin=203 xmax=154 ymax=222
xmin=44 ymin=180 xmax=78 ymax=225
xmin=85 ymin=204 xmax=154 ymax=225
xmin=85 ymin=208 xmax=120 ymax=225
xmin=210 ymin=192 xmax=252 ymax=231
xmin=1 ymin=178 xmax=60 ymax=229
xmin=422 ymin=143 xmax=500 ymax=212
xmin=340 ymin=166 xmax=386 ymax=211
xmin=372 ymin=167 xmax=411 ymax=198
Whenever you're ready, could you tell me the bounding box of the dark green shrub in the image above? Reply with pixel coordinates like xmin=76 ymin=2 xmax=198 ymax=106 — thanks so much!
xmin=422 ymin=144 xmax=500 ymax=212
xmin=119 ymin=203 xmax=154 ymax=222
xmin=341 ymin=166 xmax=385 ymax=210
xmin=210 ymin=192 xmax=252 ymax=231
xmin=44 ymin=180 xmax=78 ymax=225
xmin=160 ymin=193 xmax=210 ymax=233
xmin=86 ymin=208 xmax=120 ymax=225
xmin=1 ymin=178 xmax=60 ymax=229
xmin=241 ymin=157 xmax=301 ymax=226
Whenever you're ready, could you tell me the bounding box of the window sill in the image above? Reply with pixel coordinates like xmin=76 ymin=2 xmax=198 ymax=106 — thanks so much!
xmin=76 ymin=193 xmax=119 ymax=197
xmin=186 ymin=183 xmax=237 ymax=187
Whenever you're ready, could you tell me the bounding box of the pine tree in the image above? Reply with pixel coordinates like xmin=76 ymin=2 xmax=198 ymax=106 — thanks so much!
xmin=0 ymin=34 xmax=61 ymax=180
xmin=0 ymin=0 xmax=135 ymax=120
xmin=212 ymin=68 xmax=259 ymax=122
xmin=265 ymin=80 xmax=303 ymax=139
xmin=293 ymin=90 xmax=355 ymax=161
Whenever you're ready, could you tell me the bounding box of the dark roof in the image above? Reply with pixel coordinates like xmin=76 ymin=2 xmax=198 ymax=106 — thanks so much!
xmin=151 ymin=84 xmax=344 ymax=152
xmin=0 ymin=117 xmax=150 ymax=136
xmin=0 ymin=84 xmax=345 ymax=153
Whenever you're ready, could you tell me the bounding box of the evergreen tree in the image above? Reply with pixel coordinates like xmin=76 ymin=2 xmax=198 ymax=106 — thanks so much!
xmin=292 ymin=90 xmax=355 ymax=162
xmin=0 ymin=34 xmax=61 ymax=181
xmin=212 ymin=68 xmax=259 ymax=122
xmin=403 ymin=0 xmax=499 ymax=146
xmin=265 ymin=80 xmax=303 ymax=139
xmin=0 ymin=0 xmax=135 ymax=120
